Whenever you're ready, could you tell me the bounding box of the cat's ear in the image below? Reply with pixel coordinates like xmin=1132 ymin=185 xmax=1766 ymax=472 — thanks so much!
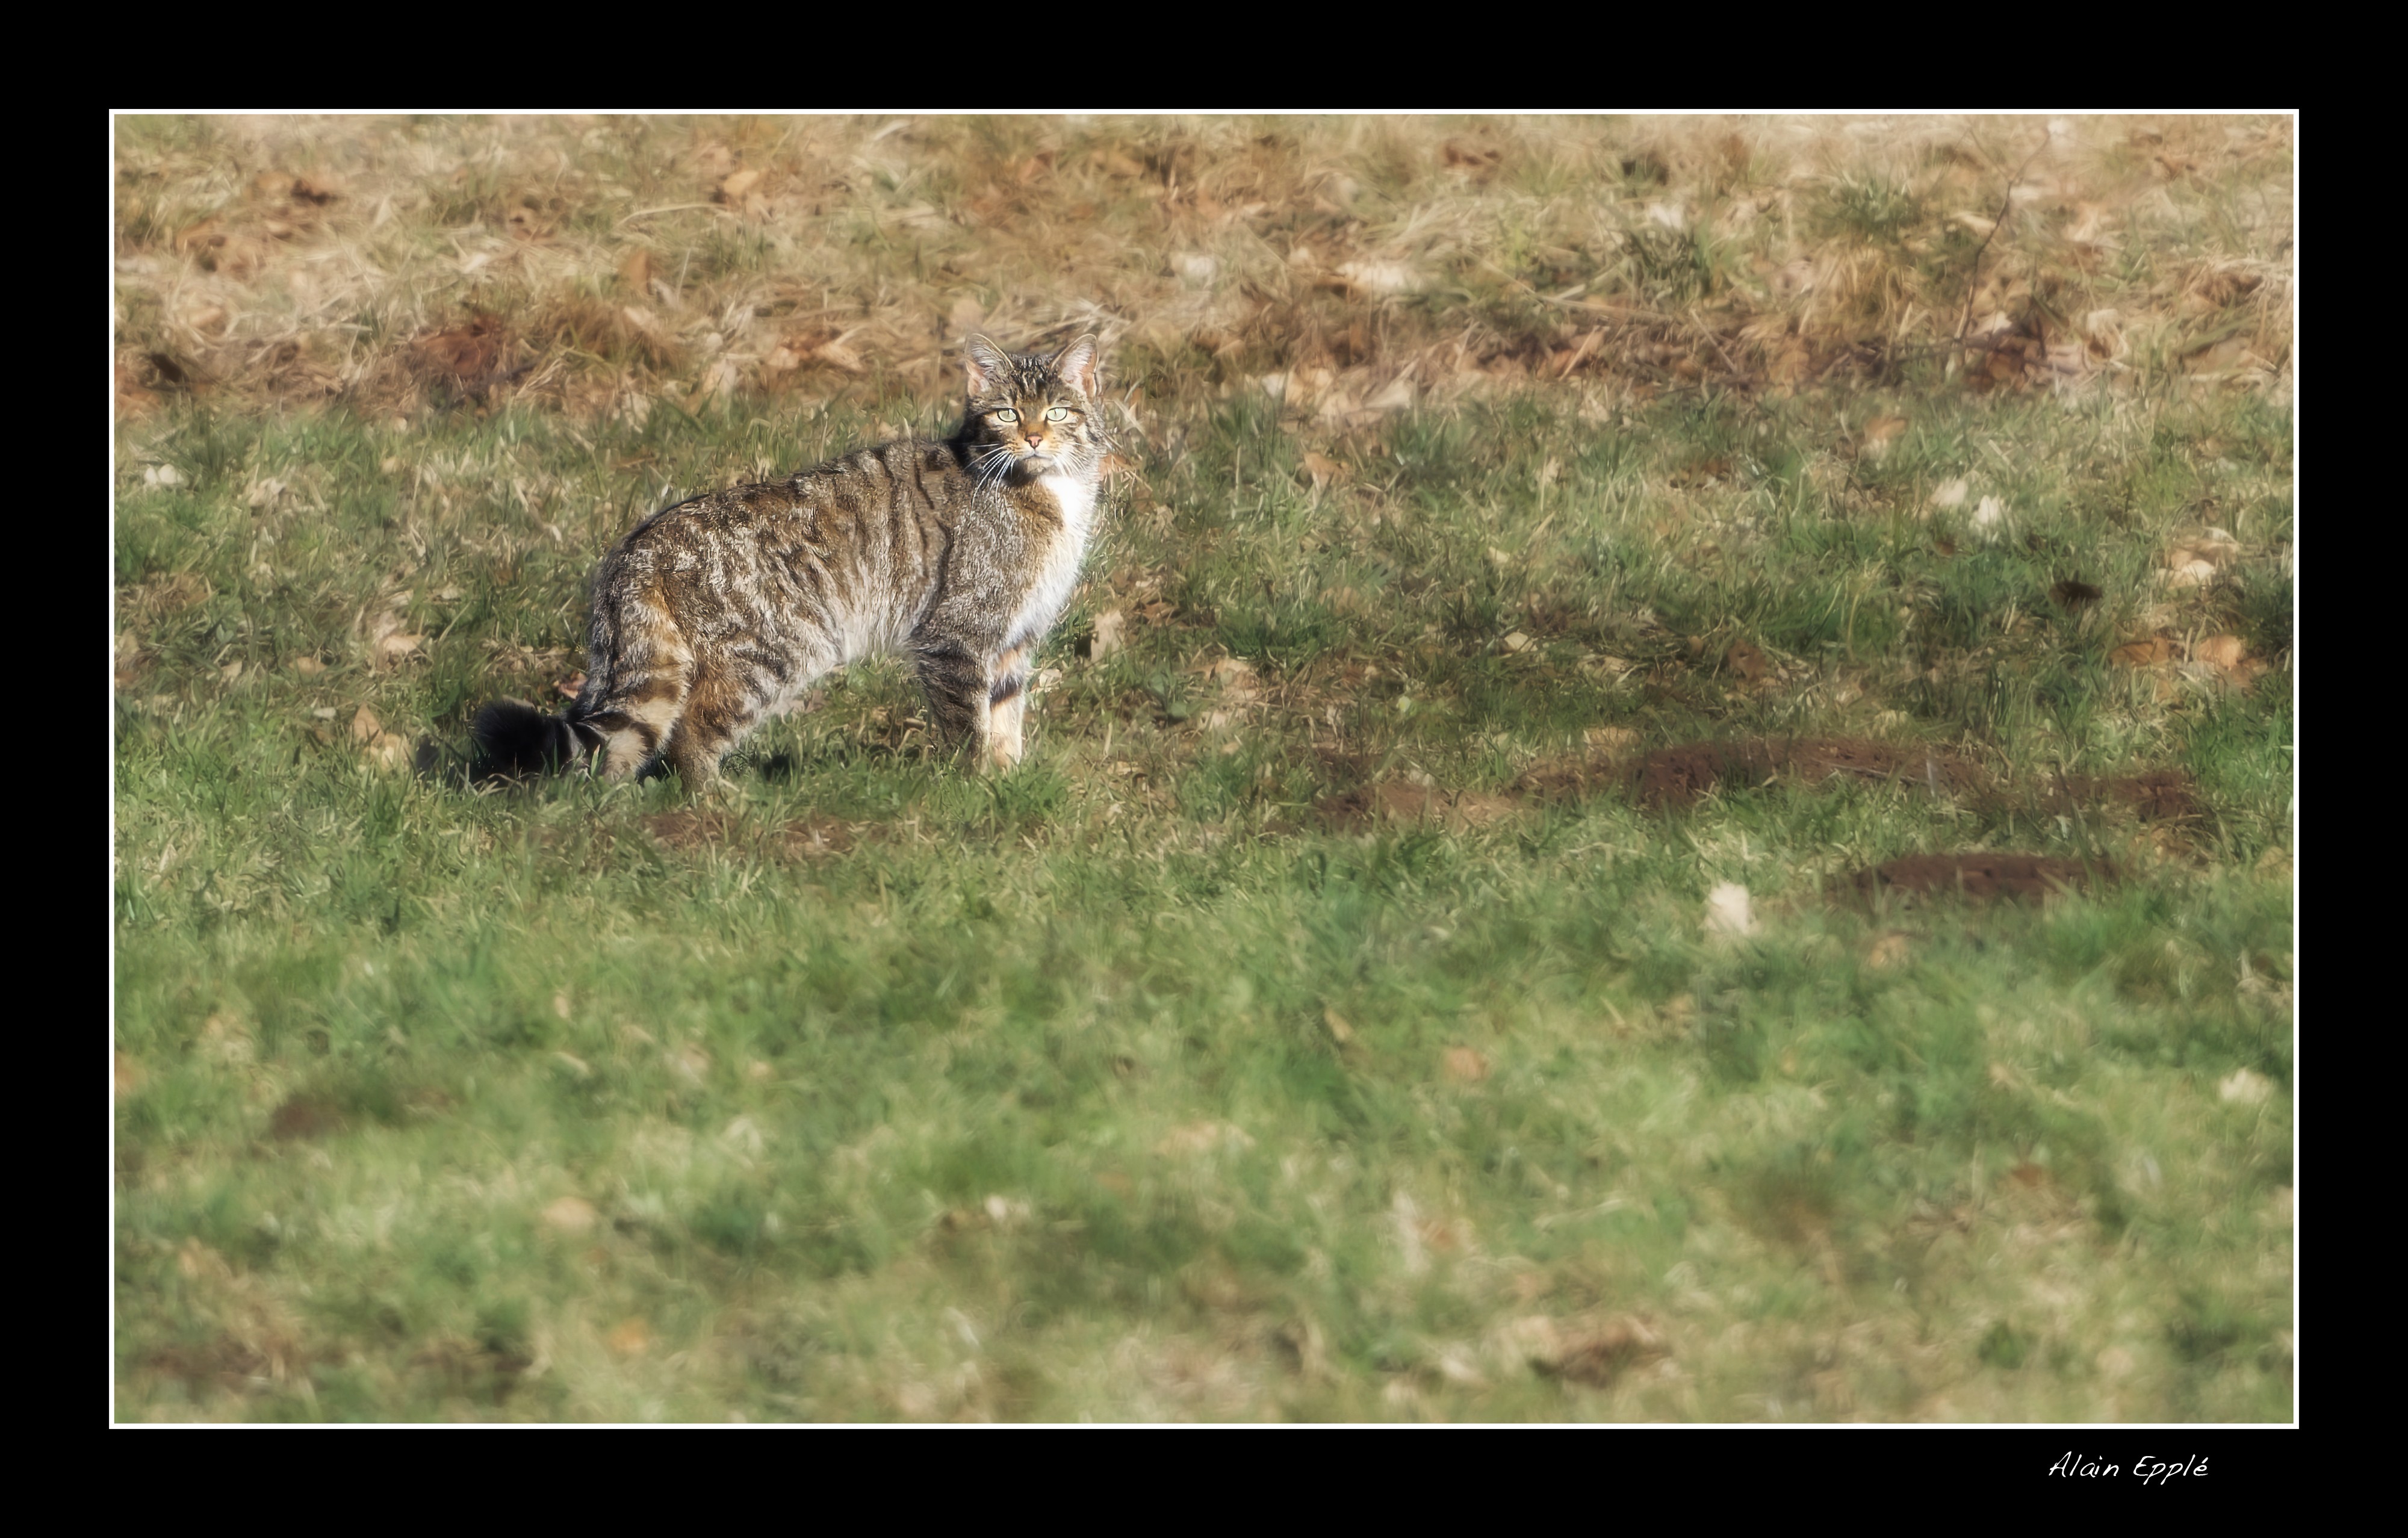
xmin=964 ymin=334 xmax=1013 ymax=394
xmin=1051 ymin=334 xmax=1100 ymax=397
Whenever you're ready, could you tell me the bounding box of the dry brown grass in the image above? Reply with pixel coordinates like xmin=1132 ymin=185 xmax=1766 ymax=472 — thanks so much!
xmin=114 ymin=114 xmax=2292 ymax=426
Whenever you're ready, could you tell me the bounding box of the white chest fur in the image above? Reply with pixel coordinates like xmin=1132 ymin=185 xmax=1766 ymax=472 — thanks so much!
xmin=1011 ymin=470 xmax=1100 ymax=650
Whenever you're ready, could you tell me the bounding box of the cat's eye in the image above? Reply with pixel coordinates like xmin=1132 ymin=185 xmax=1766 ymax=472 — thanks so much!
xmin=993 ymin=409 xmax=1019 ymax=423
xmin=1045 ymin=406 xmax=1071 ymax=422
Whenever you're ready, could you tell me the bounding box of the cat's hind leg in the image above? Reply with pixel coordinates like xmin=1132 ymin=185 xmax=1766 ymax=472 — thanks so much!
xmin=578 ymin=663 xmax=692 ymax=783
xmin=662 ymin=663 xmax=764 ymax=793
xmin=578 ymin=589 xmax=699 ymax=781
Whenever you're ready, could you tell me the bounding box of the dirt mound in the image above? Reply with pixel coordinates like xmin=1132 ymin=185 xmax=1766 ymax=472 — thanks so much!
xmin=643 ymin=810 xmax=730 ymax=849
xmin=777 ymin=817 xmax=854 ymax=858
xmin=1519 ymin=734 xmax=2203 ymax=833
xmin=268 ymin=1094 xmax=344 ymax=1141
xmin=1515 ymin=755 xmax=1628 ymax=800
xmin=1316 ymin=782 xmax=1521 ymax=831
xmin=1840 ymin=853 xmax=2117 ymax=903
xmin=2049 ymin=768 xmax=2201 ymax=823
xmin=1630 ymin=737 xmax=1982 ymax=808
xmin=644 ymin=811 xmax=854 ymax=858
xmin=409 ymin=315 xmax=524 ymax=402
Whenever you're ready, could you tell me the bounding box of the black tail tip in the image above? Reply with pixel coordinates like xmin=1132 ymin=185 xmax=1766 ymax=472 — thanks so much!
xmin=470 ymin=698 xmax=565 ymax=781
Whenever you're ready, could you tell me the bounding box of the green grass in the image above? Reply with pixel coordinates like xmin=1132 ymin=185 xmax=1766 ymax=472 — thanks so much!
xmin=115 ymin=371 xmax=2292 ymax=1421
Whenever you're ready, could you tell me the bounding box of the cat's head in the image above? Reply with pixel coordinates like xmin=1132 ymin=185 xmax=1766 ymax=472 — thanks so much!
xmin=961 ymin=333 xmax=1106 ymax=479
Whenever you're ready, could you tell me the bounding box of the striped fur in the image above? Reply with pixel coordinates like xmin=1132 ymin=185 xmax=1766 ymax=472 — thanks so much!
xmin=471 ymin=335 xmax=1108 ymax=788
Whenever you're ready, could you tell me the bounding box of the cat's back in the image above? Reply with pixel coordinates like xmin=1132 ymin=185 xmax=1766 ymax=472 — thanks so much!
xmin=613 ymin=435 xmax=969 ymax=564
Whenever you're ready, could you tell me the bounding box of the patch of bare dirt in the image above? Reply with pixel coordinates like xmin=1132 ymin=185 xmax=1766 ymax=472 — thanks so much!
xmin=2049 ymin=767 xmax=2202 ymax=823
xmin=1630 ymin=736 xmax=1983 ymax=808
xmin=1515 ymin=755 xmax=1625 ymax=801
xmin=1516 ymin=1314 xmax=1669 ymax=1388
xmin=267 ymin=1094 xmax=344 ymax=1141
xmin=1315 ymin=781 xmax=1522 ymax=831
xmin=409 ymin=315 xmax=523 ymax=402
xmin=1839 ymin=854 xmax=2118 ymax=904
xmin=777 ymin=816 xmax=854 ymax=858
xmin=644 ymin=810 xmax=737 ymax=849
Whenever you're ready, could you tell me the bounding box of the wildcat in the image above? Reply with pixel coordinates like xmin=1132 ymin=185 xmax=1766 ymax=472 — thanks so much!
xmin=471 ymin=333 xmax=1108 ymax=789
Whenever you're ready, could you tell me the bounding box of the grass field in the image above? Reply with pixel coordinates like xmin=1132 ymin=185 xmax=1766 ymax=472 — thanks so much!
xmin=114 ymin=114 xmax=2294 ymax=1422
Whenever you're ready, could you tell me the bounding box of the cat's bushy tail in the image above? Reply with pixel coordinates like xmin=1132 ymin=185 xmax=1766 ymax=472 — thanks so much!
xmin=470 ymin=698 xmax=605 ymax=781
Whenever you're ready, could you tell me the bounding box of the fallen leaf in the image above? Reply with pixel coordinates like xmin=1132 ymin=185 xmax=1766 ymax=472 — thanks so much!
xmin=2218 ymin=1068 xmax=2274 ymax=1106
xmin=542 ymin=1196 xmax=597 ymax=1235
xmin=2083 ymin=308 xmax=2123 ymax=356
xmin=1522 ymin=1315 xmax=1665 ymax=1387
xmin=350 ymin=705 xmax=383 ymax=743
xmin=1323 ymin=1006 xmax=1355 ymax=1045
xmin=1704 ymin=882 xmax=1757 ymax=938
xmin=1929 ymin=477 xmax=1969 ymax=512
xmin=374 ymin=630 xmax=424 ymax=669
xmin=1726 ymin=640 xmax=1770 ymax=684
xmin=606 ymin=1318 xmax=652 ymax=1357
xmin=1299 ymin=450 xmax=1344 ymax=488
xmin=2111 ymin=638 xmax=2173 ymax=668
xmin=291 ymin=655 xmax=325 ymax=675
xmin=1584 ymin=725 xmax=1640 ymax=756
xmin=1156 ymin=1121 xmax=1254 ymax=1158
xmin=2185 ymin=336 xmax=2254 ymax=374
xmin=718 ymin=168 xmax=762 ymax=202
xmin=1867 ymin=931 xmax=1911 ymax=970
xmin=367 ymin=733 xmax=411 ymax=771
xmin=1442 ymin=1046 xmax=1490 ymax=1083
xmin=2193 ymin=634 xmax=2248 ymax=672
xmin=1861 ymin=415 xmax=1908 ymax=456
xmin=1332 ymin=258 xmax=1424 ymax=297
xmin=1502 ymin=631 xmax=1534 ymax=654
xmin=1090 ymin=609 xmax=1126 ymax=660
xmin=219 ymin=659 xmax=244 ymax=683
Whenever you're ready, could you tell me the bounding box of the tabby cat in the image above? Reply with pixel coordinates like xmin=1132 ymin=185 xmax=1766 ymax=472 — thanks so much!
xmin=471 ymin=333 xmax=1108 ymax=789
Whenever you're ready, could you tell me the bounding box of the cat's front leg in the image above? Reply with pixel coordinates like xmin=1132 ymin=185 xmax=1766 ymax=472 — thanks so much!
xmin=912 ymin=637 xmax=998 ymax=770
xmin=985 ymin=644 xmax=1032 ymax=772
